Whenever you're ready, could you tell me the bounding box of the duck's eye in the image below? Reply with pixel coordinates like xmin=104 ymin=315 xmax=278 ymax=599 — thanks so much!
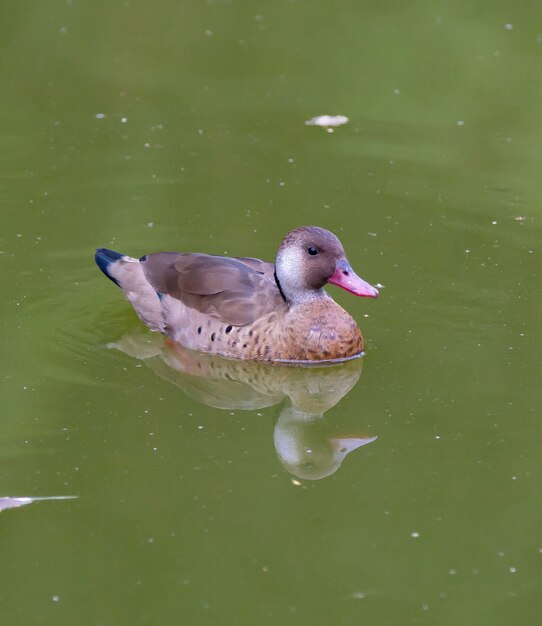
xmin=307 ymin=247 xmax=318 ymax=256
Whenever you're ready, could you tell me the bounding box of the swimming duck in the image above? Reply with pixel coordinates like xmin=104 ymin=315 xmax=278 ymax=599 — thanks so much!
xmin=95 ymin=226 xmax=378 ymax=363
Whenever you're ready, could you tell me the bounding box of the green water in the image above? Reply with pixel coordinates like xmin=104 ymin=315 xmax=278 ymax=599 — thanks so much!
xmin=1 ymin=1 xmax=541 ymax=624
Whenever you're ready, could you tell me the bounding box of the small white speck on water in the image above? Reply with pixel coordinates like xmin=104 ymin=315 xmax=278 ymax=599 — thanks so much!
xmin=148 ymin=536 xmax=155 ymax=543
xmin=504 ymin=23 xmax=513 ymax=30
xmin=121 ymin=117 xmax=128 ymax=123
xmin=305 ymin=114 xmax=349 ymax=128
xmin=95 ymin=113 xmax=105 ymax=119
xmin=52 ymin=595 xmax=60 ymax=602
xmin=291 ymin=479 xmax=302 ymax=486
xmin=456 ymin=120 xmax=465 ymax=126
xmin=492 ymin=220 xmax=498 ymax=225
xmin=205 ymin=29 xmax=213 ymax=36
xmin=449 ymin=569 xmax=457 ymax=575
xmin=509 ymin=566 xmax=517 ymax=573
xmin=411 ymin=531 xmax=420 ymax=538
xmin=59 ymin=27 xmax=67 ymax=34
xmin=512 ymin=475 xmax=518 ymax=480
xmin=147 ymin=222 xmax=154 ymax=228
xmin=351 ymin=591 xmax=366 ymax=599
xmin=144 ymin=142 xmax=151 ymax=148
xmin=279 ymin=181 xmax=285 ymax=187
xmin=422 ymin=603 xmax=429 ymax=611
xmin=435 ymin=435 xmax=441 ymax=439
xmin=393 ymin=88 xmax=401 ymax=94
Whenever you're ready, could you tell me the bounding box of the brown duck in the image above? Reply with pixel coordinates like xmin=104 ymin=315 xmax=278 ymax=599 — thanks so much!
xmin=95 ymin=226 xmax=378 ymax=363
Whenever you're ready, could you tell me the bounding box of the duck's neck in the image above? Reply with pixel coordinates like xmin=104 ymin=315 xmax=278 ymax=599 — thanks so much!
xmin=274 ymin=267 xmax=327 ymax=305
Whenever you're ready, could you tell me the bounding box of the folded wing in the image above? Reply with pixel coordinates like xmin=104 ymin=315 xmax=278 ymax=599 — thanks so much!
xmin=141 ymin=253 xmax=285 ymax=326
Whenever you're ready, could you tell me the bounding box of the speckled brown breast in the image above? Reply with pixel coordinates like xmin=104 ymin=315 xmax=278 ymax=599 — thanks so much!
xmin=185 ymin=298 xmax=364 ymax=363
xmin=271 ymin=299 xmax=364 ymax=362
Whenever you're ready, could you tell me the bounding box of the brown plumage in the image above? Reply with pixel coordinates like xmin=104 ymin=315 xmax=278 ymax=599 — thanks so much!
xmin=96 ymin=226 xmax=378 ymax=363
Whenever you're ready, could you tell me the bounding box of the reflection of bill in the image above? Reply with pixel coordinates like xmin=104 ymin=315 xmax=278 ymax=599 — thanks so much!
xmin=110 ymin=331 xmax=377 ymax=480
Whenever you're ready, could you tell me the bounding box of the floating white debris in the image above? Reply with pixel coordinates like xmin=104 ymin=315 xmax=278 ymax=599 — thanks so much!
xmin=305 ymin=115 xmax=349 ymax=128
xmin=0 ymin=495 xmax=78 ymax=513
xmin=456 ymin=120 xmax=465 ymax=126
xmin=504 ymin=23 xmax=513 ymax=30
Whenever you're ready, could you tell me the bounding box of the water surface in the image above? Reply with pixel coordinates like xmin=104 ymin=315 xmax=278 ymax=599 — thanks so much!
xmin=1 ymin=1 xmax=541 ymax=625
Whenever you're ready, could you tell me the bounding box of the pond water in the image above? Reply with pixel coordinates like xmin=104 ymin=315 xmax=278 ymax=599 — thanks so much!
xmin=1 ymin=1 xmax=541 ymax=625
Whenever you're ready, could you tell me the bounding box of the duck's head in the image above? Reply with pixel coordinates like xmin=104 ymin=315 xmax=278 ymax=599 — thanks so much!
xmin=275 ymin=226 xmax=379 ymax=304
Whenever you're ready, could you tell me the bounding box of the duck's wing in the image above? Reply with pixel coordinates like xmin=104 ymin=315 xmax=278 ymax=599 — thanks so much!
xmin=140 ymin=252 xmax=286 ymax=326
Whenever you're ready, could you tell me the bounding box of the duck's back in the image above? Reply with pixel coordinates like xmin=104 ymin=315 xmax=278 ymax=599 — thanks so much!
xmin=141 ymin=252 xmax=284 ymax=323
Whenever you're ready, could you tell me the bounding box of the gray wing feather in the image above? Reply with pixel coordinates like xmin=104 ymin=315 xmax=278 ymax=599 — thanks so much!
xmin=141 ymin=252 xmax=285 ymax=326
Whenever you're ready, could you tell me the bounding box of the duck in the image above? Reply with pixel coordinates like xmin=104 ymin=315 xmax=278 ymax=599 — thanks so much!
xmin=95 ymin=226 xmax=378 ymax=363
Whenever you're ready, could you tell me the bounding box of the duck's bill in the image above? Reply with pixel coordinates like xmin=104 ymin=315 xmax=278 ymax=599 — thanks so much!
xmin=328 ymin=261 xmax=379 ymax=298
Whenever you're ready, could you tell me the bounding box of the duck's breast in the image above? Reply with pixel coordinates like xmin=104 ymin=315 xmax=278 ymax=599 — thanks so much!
xmin=273 ymin=299 xmax=363 ymax=362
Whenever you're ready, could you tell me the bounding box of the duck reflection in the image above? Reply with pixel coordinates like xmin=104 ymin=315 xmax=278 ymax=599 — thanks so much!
xmin=110 ymin=332 xmax=377 ymax=480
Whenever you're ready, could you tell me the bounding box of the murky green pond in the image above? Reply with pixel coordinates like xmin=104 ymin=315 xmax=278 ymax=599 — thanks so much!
xmin=1 ymin=1 xmax=541 ymax=624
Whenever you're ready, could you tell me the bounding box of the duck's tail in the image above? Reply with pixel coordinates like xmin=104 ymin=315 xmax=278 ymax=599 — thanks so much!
xmin=95 ymin=248 xmax=165 ymax=332
xmin=95 ymin=248 xmax=125 ymax=286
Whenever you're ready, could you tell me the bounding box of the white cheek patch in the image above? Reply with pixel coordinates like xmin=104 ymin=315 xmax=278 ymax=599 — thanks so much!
xmin=277 ymin=247 xmax=304 ymax=289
